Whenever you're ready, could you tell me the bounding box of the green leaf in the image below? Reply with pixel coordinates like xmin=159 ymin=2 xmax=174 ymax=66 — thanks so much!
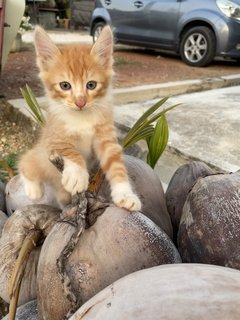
xmin=146 ymin=114 xmax=169 ymax=168
xmin=123 ymin=125 xmax=154 ymax=148
xmin=20 ymin=88 xmax=39 ymax=122
xmin=130 ymin=97 xmax=169 ymax=133
xmin=124 ymin=131 xmax=154 ymax=149
xmin=20 ymin=85 xmax=45 ymax=126
xmin=122 ymin=97 xmax=170 ymax=148
xmin=122 ymin=97 xmax=180 ymax=167
xmin=146 ymin=103 xmax=181 ymax=125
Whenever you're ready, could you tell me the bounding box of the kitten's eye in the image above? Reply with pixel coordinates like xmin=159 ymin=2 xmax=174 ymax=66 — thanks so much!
xmin=59 ymin=81 xmax=71 ymax=90
xmin=86 ymin=81 xmax=97 ymax=90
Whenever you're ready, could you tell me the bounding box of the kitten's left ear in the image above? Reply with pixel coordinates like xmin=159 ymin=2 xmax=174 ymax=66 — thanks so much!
xmin=90 ymin=25 xmax=113 ymax=68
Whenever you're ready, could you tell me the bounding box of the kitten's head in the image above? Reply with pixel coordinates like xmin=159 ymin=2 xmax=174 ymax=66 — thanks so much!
xmin=34 ymin=26 xmax=113 ymax=112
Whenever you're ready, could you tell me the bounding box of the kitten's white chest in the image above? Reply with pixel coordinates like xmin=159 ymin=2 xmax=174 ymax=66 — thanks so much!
xmin=63 ymin=111 xmax=96 ymax=158
xmin=76 ymin=133 xmax=94 ymax=159
xmin=64 ymin=112 xmax=96 ymax=134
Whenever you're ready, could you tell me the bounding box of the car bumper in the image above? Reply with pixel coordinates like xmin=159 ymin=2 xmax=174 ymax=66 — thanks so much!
xmin=215 ymin=17 xmax=240 ymax=59
xmin=219 ymin=47 xmax=240 ymax=59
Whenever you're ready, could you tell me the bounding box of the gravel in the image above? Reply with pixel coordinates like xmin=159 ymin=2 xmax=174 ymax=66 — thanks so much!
xmin=0 ymin=98 xmax=38 ymax=165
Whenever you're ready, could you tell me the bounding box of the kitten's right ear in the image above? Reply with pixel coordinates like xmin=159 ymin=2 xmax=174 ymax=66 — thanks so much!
xmin=34 ymin=26 xmax=60 ymax=68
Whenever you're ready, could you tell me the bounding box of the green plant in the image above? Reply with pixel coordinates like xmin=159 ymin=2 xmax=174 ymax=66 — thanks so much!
xmin=0 ymin=153 xmax=18 ymax=183
xmin=122 ymin=97 xmax=180 ymax=168
xmin=114 ymin=57 xmax=140 ymax=66
xmin=18 ymin=16 xmax=33 ymax=34
xmin=20 ymin=85 xmax=45 ymax=127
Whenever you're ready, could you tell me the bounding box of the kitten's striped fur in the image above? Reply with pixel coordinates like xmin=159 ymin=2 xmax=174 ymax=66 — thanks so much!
xmin=19 ymin=25 xmax=141 ymax=211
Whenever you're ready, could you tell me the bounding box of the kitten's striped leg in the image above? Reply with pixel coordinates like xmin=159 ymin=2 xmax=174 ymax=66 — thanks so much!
xmin=49 ymin=150 xmax=88 ymax=202
xmin=94 ymin=129 xmax=141 ymax=212
xmin=110 ymin=180 xmax=142 ymax=211
xmin=18 ymin=149 xmax=45 ymax=200
xmin=21 ymin=175 xmax=44 ymax=200
xmin=51 ymin=147 xmax=89 ymax=195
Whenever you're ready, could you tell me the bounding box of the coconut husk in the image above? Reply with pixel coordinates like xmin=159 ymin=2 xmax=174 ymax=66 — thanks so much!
xmin=70 ymin=264 xmax=240 ymax=320
xmin=2 ymin=300 xmax=37 ymax=320
xmin=2 ymin=153 xmax=174 ymax=319
xmin=0 ymin=181 xmax=6 ymax=213
xmin=37 ymin=205 xmax=181 ymax=320
xmin=165 ymin=161 xmax=214 ymax=242
xmin=0 ymin=210 xmax=8 ymax=236
xmin=0 ymin=205 xmax=60 ymax=305
xmin=178 ymin=172 xmax=240 ymax=269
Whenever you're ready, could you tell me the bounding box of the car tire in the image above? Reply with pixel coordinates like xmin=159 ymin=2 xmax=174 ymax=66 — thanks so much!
xmin=180 ymin=26 xmax=216 ymax=67
xmin=92 ymin=22 xmax=106 ymax=43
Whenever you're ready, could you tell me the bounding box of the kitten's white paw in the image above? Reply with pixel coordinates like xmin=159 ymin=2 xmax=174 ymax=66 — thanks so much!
xmin=22 ymin=177 xmax=44 ymax=200
xmin=62 ymin=163 xmax=89 ymax=195
xmin=111 ymin=182 xmax=142 ymax=212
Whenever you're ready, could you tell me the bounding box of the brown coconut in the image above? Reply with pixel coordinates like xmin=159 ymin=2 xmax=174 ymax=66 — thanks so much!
xmin=0 ymin=181 xmax=5 ymax=212
xmin=5 ymin=175 xmax=60 ymax=215
xmin=165 ymin=161 xmax=214 ymax=242
xmin=178 ymin=172 xmax=240 ymax=269
xmin=2 ymin=300 xmax=37 ymax=320
xmin=99 ymin=155 xmax=173 ymax=238
xmin=0 ymin=210 xmax=8 ymax=236
xmin=70 ymin=264 xmax=240 ymax=320
xmin=0 ymin=205 xmax=60 ymax=305
xmin=0 ymin=297 xmax=8 ymax=319
xmin=37 ymin=207 xmax=181 ymax=320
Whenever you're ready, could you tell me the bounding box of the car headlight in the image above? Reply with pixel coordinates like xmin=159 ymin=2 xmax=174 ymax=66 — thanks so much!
xmin=216 ymin=0 xmax=240 ymax=20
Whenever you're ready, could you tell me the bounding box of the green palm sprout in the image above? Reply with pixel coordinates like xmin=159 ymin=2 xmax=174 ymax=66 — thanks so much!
xmin=20 ymin=85 xmax=45 ymax=127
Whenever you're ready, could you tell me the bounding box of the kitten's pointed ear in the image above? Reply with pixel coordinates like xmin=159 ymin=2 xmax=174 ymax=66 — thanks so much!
xmin=90 ymin=26 xmax=113 ymax=68
xmin=34 ymin=25 xmax=60 ymax=68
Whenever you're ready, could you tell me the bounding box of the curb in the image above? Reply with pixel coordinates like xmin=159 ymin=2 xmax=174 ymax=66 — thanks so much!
xmin=113 ymin=74 xmax=240 ymax=104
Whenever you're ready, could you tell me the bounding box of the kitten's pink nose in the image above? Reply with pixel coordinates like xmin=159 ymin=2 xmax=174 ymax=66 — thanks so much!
xmin=75 ymin=96 xmax=86 ymax=109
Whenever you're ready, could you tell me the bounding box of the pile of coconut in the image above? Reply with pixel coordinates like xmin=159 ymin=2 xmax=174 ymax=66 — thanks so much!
xmin=1 ymin=156 xmax=240 ymax=320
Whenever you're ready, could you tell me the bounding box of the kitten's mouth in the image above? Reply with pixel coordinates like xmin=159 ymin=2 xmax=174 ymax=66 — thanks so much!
xmin=70 ymin=103 xmax=89 ymax=112
xmin=76 ymin=105 xmax=85 ymax=110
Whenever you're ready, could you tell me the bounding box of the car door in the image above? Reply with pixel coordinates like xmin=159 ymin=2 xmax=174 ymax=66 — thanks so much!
xmin=146 ymin=0 xmax=181 ymax=48
xmin=101 ymin=0 xmax=139 ymax=41
xmin=103 ymin=0 xmax=181 ymax=48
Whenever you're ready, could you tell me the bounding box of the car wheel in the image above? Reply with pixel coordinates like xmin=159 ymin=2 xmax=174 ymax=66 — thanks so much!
xmin=92 ymin=22 xmax=106 ymax=43
xmin=180 ymin=26 xmax=216 ymax=67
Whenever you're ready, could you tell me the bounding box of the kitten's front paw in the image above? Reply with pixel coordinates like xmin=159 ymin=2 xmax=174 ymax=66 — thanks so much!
xmin=22 ymin=176 xmax=44 ymax=200
xmin=62 ymin=164 xmax=89 ymax=195
xmin=111 ymin=182 xmax=142 ymax=212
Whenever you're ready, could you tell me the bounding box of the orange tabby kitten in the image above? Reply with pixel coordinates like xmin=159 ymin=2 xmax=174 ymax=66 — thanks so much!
xmin=19 ymin=25 xmax=141 ymax=211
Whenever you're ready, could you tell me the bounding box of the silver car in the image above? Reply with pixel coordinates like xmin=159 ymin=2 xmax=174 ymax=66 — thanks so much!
xmin=90 ymin=0 xmax=240 ymax=67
